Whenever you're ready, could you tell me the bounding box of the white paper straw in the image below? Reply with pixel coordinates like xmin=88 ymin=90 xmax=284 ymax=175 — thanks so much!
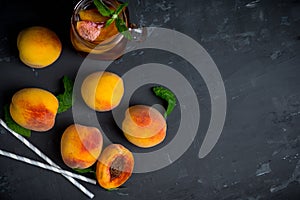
xmin=0 ymin=119 xmax=95 ymax=199
xmin=0 ymin=149 xmax=96 ymax=184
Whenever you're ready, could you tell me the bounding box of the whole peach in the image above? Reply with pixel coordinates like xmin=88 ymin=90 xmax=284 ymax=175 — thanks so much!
xmin=61 ymin=124 xmax=103 ymax=169
xmin=17 ymin=26 xmax=62 ymax=68
xmin=10 ymin=88 xmax=59 ymax=132
xmin=81 ymin=71 xmax=124 ymax=112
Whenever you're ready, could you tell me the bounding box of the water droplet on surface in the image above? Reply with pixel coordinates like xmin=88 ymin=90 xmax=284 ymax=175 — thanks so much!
xmin=197 ymin=179 xmax=203 ymax=184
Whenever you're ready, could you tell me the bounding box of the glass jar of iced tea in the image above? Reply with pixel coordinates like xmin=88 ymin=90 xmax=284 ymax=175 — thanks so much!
xmin=70 ymin=0 xmax=129 ymax=60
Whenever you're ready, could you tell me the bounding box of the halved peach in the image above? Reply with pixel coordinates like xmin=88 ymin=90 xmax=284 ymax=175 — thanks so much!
xmin=76 ymin=21 xmax=103 ymax=42
xmin=96 ymin=144 xmax=134 ymax=189
xmin=122 ymin=105 xmax=167 ymax=148
xmin=77 ymin=9 xmax=119 ymax=43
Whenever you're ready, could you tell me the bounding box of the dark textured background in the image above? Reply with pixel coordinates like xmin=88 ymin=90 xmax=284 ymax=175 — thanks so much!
xmin=0 ymin=0 xmax=300 ymax=199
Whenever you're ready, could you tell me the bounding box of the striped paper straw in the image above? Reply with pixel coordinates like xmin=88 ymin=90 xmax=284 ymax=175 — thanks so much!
xmin=0 ymin=119 xmax=95 ymax=199
xmin=0 ymin=149 xmax=96 ymax=184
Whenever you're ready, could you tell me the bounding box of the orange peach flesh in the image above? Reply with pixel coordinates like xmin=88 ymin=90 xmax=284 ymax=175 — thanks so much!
xmin=96 ymin=144 xmax=134 ymax=189
xmin=77 ymin=8 xmax=119 ymax=43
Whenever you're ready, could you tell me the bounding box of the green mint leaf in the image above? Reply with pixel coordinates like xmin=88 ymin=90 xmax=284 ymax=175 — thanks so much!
xmin=57 ymin=76 xmax=74 ymax=113
xmin=115 ymin=18 xmax=127 ymax=32
xmin=106 ymin=18 xmax=115 ymax=27
xmin=121 ymin=30 xmax=132 ymax=40
xmin=112 ymin=14 xmax=118 ymax=19
xmin=93 ymin=0 xmax=131 ymax=37
xmin=116 ymin=2 xmax=128 ymax=15
xmin=115 ymin=18 xmax=132 ymax=40
xmin=164 ymin=99 xmax=176 ymax=118
xmin=106 ymin=188 xmax=119 ymax=191
xmin=152 ymin=86 xmax=177 ymax=118
xmin=62 ymin=76 xmax=73 ymax=93
xmin=73 ymin=167 xmax=95 ymax=174
xmin=3 ymin=104 xmax=31 ymax=137
xmin=94 ymin=0 xmax=114 ymax=17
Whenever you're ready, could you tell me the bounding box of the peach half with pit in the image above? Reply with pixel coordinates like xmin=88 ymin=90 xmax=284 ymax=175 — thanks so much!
xmin=96 ymin=144 xmax=134 ymax=189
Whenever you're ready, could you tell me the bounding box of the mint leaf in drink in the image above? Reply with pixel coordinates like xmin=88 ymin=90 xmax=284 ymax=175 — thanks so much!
xmin=3 ymin=104 xmax=31 ymax=137
xmin=116 ymin=2 xmax=128 ymax=15
xmin=93 ymin=0 xmax=132 ymax=39
xmin=115 ymin=18 xmax=132 ymax=40
xmin=56 ymin=76 xmax=74 ymax=114
xmin=106 ymin=18 xmax=115 ymax=27
xmin=115 ymin=18 xmax=127 ymax=32
xmin=121 ymin=30 xmax=132 ymax=40
xmin=94 ymin=0 xmax=114 ymax=17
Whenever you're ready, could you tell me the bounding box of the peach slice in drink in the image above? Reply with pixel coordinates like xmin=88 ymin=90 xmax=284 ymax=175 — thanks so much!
xmin=76 ymin=8 xmax=120 ymax=43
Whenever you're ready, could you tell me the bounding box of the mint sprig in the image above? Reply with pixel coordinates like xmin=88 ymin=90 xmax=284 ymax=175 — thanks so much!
xmin=73 ymin=167 xmax=96 ymax=174
xmin=94 ymin=0 xmax=113 ymax=16
xmin=152 ymin=86 xmax=177 ymax=119
xmin=107 ymin=188 xmax=119 ymax=191
xmin=93 ymin=0 xmax=132 ymax=40
xmin=56 ymin=76 xmax=74 ymax=113
xmin=3 ymin=104 xmax=31 ymax=137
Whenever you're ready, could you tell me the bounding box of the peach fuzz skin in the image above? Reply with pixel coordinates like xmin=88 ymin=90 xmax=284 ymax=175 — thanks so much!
xmin=17 ymin=26 xmax=62 ymax=68
xmin=61 ymin=124 xmax=103 ymax=169
xmin=10 ymin=88 xmax=59 ymax=132
xmin=122 ymin=105 xmax=167 ymax=148
xmin=81 ymin=71 xmax=124 ymax=112
xmin=96 ymin=144 xmax=134 ymax=189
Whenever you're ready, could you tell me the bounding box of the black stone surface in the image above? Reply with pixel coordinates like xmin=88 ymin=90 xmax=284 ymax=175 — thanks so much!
xmin=0 ymin=0 xmax=300 ymax=200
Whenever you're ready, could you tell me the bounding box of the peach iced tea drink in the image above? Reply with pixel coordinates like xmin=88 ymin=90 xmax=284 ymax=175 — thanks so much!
xmin=70 ymin=0 xmax=129 ymax=60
